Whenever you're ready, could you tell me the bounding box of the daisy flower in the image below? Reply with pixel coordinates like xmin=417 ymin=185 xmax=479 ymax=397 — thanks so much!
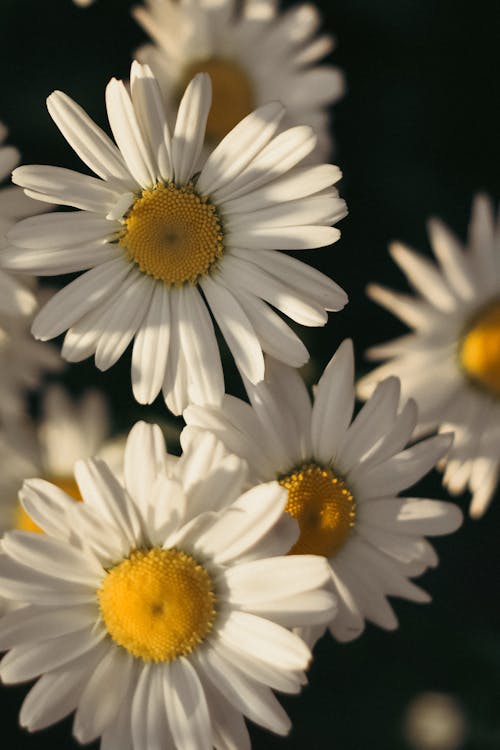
xmin=0 ymin=385 xmax=123 ymax=538
xmin=0 ymin=123 xmax=42 ymax=317
xmin=134 ymin=0 xmax=344 ymax=158
xmin=5 ymin=62 xmax=347 ymax=415
xmin=358 ymin=195 xmax=500 ymax=518
xmin=0 ymin=421 xmax=336 ymax=747
xmin=183 ymin=339 xmax=463 ymax=644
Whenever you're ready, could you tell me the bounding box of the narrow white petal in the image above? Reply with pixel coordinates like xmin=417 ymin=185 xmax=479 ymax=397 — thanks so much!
xmin=124 ymin=421 xmax=168 ymax=513
xmin=172 ymin=74 xmax=212 ymax=185
xmin=105 ymin=77 xmax=156 ymax=188
xmin=311 ymin=339 xmax=355 ymax=463
xmin=47 ymin=90 xmax=134 ymax=187
xmin=201 ymin=274 xmax=265 ymax=383
xmin=8 ymin=211 xmax=118 ymax=250
xmin=12 ymin=165 xmax=121 ymax=213
xmin=163 ymin=658 xmax=211 ymax=750
xmin=178 ymin=284 xmax=224 ymax=407
xmin=130 ymin=61 xmax=173 ymax=182
xmin=132 ymin=283 xmax=171 ymax=404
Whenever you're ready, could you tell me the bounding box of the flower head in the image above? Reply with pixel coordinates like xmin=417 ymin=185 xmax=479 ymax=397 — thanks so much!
xmin=6 ymin=62 xmax=347 ymax=414
xmin=134 ymin=0 xmax=344 ymax=157
xmin=184 ymin=339 xmax=463 ymax=643
xmin=358 ymin=195 xmax=500 ymax=518
xmin=0 ymin=422 xmax=336 ymax=746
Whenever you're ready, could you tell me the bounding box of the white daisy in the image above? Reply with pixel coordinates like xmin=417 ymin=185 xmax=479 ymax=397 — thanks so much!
xmin=5 ymin=61 xmax=347 ymax=415
xmin=0 ymin=421 xmax=336 ymax=747
xmin=184 ymin=339 xmax=463 ymax=644
xmin=358 ymin=195 xmax=500 ymax=518
xmin=134 ymin=0 xmax=344 ymax=159
xmin=0 ymin=123 xmax=41 ymax=317
xmin=0 ymin=385 xmax=122 ymax=537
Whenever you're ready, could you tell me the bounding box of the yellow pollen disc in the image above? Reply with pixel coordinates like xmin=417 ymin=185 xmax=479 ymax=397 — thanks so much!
xmin=279 ymin=463 xmax=356 ymax=558
xmin=459 ymin=300 xmax=500 ymax=397
xmin=98 ymin=547 xmax=216 ymax=663
xmin=120 ymin=183 xmax=224 ymax=287
xmin=183 ymin=58 xmax=254 ymax=142
xmin=16 ymin=476 xmax=82 ymax=534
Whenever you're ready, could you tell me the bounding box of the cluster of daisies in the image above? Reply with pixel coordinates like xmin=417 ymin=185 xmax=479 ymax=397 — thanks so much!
xmin=0 ymin=0 xmax=496 ymax=747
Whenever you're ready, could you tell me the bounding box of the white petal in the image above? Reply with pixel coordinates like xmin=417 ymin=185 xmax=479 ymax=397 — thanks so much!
xmin=47 ymin=90 xmax=135 ymax=188
xmin=163 ymin=658 xmax=211 ymax=750
xmin=12 ymin=165 xmax=121 ymax=213
xmin=311 ymin=339 xmax=355 ymax=464
xmin=178 ymin=284 xmax=224 ymax=407
xmin=196 ymin=481 xmax=287 ymax=564
xmin=130 ymin=61 xmax=172 ymax=182
xmin=95 ymin=270 xmax=152 ymax=371
xmin=132 ymin=283 xmax=171 ymax=404
xmin=8 ymin=211 xmax=117 ymax=250
xmin=73 ymin=647 xmax=134 ymax=743
xmin=105 ymin=77 xmax=156 ymax=188
xmin=195 ymin=648 xmax=291 ymax=735
xmin=124 ymin=421 xmax=168 ymax=512
xmin=197 ymin=101 xmax=284 ymax=195
xmin=32 ymin=257 xmax=131 ymax=340
xmin=2 ymin=531 xmax=102 ymax=586
xmin=0 ymin=627 xmax=105 ymax=683
xmin=201 ymin=274 xmax=264 ymax=383
xmin=172 ymin=74 xmax=212 ymax=185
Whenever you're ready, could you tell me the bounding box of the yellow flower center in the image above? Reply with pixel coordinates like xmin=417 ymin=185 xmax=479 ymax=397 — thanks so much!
xmin=120 ymin=182 xmax=223 ymax=286
xmin=279 ymin=463 xmax=356 ymax=558
xmin=459 ymin=300 xmax=500 ymax=397
xmin=16 ymin=476 xmax=82 ymax=533
xmin=183 ymin=58 xmax=254 ymax=142
xmin=98 ymin=547 xmax=216 ymax=663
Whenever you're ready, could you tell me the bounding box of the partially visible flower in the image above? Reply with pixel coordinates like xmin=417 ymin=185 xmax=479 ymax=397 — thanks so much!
xmin=0 ymin=422 xmax=336 ymax=747
xmin=358 ymin=195 xmax=500 ymax=518
xmin=6 ymin=62 xmax=347 ymax=415
xmin=0 ymin=123 xmax=42 ymax=317
xmin=0 ymin=311 xmax=61 ymax=426
xmin=134 ymin=0 xmax=344 ymax=158
xmin=0 ymin=385 xmax=121 ymax=537
xmin=184 ymin=339 xmax=463 ymax=644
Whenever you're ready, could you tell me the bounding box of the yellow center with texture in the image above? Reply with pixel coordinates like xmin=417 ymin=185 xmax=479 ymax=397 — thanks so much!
xmin=280 ymin=463 xmax=356 ymax=558
xmin=184 ymin=58 xmax=254 ymax=142
xmin=459 ymin=300 xmax=500 ymax=397
xmin=98 ymin=547 xmax=216 ymax=662
xmin=16 ymin=477 xmax=82 ymax=533
xmin=120 ymin=183 xmax=223 ymax=286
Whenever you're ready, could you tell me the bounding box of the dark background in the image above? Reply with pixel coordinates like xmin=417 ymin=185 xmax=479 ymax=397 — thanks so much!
xmin=1 ymin=0 xmax=500 ymax=748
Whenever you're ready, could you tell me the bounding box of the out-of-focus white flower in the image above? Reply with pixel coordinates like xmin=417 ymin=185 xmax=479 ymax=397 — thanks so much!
xmin=6 ymin=62 xmax=347 ymax=415
xmin=0 ymin=422 xmax=336 ymax=748
xmin=358 ymin=195 xmax=500 ymax=518
xmin=134 ymin=0 xmax=344 ymax=159
xmin=184 ymin=339 xmax=463 ymax=645
xmin=0 ymin=123 xmax=44 ymax=317
xmin=0 ymin=385 xmax=121 ymax=536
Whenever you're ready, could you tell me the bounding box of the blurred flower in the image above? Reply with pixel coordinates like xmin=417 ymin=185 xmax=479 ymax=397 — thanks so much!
xmin=0 ymin=422 xmax=336 ymax=747
xmin=6 ymin=62 xmax=347 ymax=415
xmin=134 ymin=0 xmax=344 ymax=159
xmin=358 ymin=195 xmax=500 ymax=518
xmin=0 ymin=309 xmax=61 ymax=426
xmin=184 ymin=339 xmax=463 ymax=645
xmin=0 ymin=385 xmax=122 ymax=537
xmin=403 ymin=692 xmax=467 ymax=750
xmin=0 ymin=123 xmax=42 ymax=317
